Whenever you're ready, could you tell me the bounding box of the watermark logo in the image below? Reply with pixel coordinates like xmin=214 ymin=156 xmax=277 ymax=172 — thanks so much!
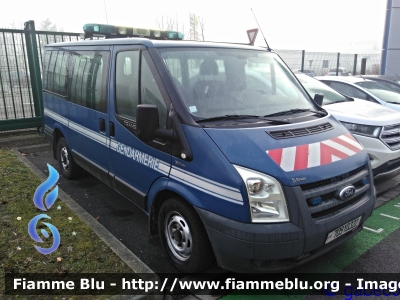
xmin=28 ymin=164 xmax=60 ymax=254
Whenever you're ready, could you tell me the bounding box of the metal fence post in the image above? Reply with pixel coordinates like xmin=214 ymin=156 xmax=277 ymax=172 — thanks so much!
xmin=353 ymin=54 xmax=358 ymax=75
xmin=336 ymin=52 xmax=340 ymax=76
xmin=361 ymin=58 xmax=367 ymax=75
xmin=301 ymin=50 xmax=305 ymax=72
xmin=24 ymin=20 xmax=43 ymax=132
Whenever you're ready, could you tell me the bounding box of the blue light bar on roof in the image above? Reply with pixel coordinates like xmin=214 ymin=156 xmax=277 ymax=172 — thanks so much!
xmin=83 ymin=23 xmax=184 ymax=40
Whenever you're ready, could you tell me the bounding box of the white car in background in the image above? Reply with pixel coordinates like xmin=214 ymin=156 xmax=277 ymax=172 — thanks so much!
xmin=296 ymin=73 xmax=400 ymax=179
xmin=293 ymin=69 xmax=316 ymax=77
xmin=326 ymin=68 xmax=351 ymax=76
xmin=316 ymin=76 xmax=400 ymax=112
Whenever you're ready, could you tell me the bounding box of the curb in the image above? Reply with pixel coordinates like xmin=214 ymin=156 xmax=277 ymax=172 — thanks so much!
xmin=11 ymin=148 xmax=163 ymax=300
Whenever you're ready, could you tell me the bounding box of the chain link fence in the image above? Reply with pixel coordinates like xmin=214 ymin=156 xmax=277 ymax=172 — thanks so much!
xmin=276 ymin=49 xmax=381 ymax=76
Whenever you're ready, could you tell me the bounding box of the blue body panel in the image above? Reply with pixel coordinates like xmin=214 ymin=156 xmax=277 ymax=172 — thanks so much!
xmin=167 ymin=125 xmax=251 ymax=222
xmin=67 ymin=102 xmax=110 ymax=180
xmin=204 ymin=116 xmax=369 ymax=187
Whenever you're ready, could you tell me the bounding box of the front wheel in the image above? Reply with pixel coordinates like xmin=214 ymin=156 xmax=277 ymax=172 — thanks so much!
xmin=158 ymin=197 xmax=214 ymax=273
xmin=57 ymin=137 xmax=82 ymax=179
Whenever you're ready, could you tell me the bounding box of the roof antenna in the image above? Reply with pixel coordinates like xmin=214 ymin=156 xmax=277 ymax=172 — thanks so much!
xmin=103 ymin=0 xmax=109 ymax=24
xmin=251 ymin=8 xmax=271 ymax=51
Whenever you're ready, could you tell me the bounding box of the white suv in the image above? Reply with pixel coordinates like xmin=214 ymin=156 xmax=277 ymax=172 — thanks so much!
xmin=297 ymin=73 xmax=400 ymax=179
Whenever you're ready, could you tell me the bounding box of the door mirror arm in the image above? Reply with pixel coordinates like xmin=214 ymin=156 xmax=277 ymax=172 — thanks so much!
xmin=136 ymin=104 xmax=193 ymax=161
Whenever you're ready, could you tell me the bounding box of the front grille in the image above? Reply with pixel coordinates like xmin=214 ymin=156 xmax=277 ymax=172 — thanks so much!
xmin=311 ymin=192 xmax=366 ymax=218
xmin=381 ymin=124 xmax=400 ymax=150
xmin=268 ymin=123 xmax=333 ymax=139
xmin=300 ymin=165 xmax=365 ymax=191
xmin=301 ymin=164 xmax=370 ymax=219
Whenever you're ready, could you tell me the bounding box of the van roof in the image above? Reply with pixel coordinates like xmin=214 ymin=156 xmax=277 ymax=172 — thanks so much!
xmin=45 ymin=38 xmax=270 ymax=51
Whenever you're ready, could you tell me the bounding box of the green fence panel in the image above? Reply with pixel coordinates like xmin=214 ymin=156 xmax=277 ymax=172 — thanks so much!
xmin=0 ymin=22 xmax=80 ymax=132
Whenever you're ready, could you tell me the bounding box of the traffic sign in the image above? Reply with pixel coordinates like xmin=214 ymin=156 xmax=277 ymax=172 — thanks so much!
xmin=247 ymin=28 xmax=258 ymax=45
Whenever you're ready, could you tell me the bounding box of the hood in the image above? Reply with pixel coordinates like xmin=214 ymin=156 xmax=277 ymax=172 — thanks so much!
xmin=324 ymin=98 xmax=400 ymax=126
xmin=384 ymin=102 xmax=400 ymax=112
xmin=204 ymin=117 xmax=368 ymax=187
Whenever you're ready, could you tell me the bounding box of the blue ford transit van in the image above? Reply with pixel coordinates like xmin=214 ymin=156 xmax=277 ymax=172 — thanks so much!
xmin=43 ymin=24 xmax=375 ymax=273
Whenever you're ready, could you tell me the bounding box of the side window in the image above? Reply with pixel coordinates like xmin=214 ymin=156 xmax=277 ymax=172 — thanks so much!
xmin=43 ymin=51 xmax=52 ymax=91
xmin=44 ymin=51 xmax=67 ymax=96
xmin=380 ymin=81 xmax=400 ymax=93
xmin=330 ymin=82 xmax=368 ymax=100
xmin=70 ymin=51 xmax=109 ymax=113
xmin=141 ymin=52 xmax=168 ymax=128
xmin=115 ymin=51 xmax=139 ymax=119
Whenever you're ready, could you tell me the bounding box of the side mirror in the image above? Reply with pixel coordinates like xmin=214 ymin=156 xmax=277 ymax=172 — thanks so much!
xmin=313 ymin=93 xmax=324 ymax=106
xmin=136 ymin=104 xmax=176 ymax=142
xmin=136 ymin=104 xmax=159 ymax=142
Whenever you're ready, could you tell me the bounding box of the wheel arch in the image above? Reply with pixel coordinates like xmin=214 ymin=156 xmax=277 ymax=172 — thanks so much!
xmin=52 ymin=125 xmax=67 ymax=160
xmin=148 ymin=178 xmax=204 ymax=236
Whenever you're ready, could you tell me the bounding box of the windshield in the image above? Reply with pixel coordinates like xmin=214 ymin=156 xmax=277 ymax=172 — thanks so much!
xmin=356 ymin=81 xmax=400 ymax=104
xmin=159 ymin=48 xmax=314 ymax=119
xmin=296 ymin=75 xmax=348 ymax=105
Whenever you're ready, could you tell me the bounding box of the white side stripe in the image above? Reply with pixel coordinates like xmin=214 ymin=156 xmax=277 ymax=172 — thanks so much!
xmin=44 ymin=108 xmax=69 ymax=126
xmin=171 ymin=168 xmax=243 ymax=203
xmin=170 ymin=174 xmax=243 ymax=205
xmin=174 ymin=166 xmax=241 ymax=193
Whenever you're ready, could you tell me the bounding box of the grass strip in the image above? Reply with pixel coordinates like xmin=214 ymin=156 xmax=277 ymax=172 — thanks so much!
xmin=0 ymin=149 xmax=134 ymax=299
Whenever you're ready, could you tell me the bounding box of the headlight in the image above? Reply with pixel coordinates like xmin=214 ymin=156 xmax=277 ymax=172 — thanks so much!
xmin=341 ymin=122 xmax=381 ymax=138
xmin=234 ymin=165 xmax=289 ymax=223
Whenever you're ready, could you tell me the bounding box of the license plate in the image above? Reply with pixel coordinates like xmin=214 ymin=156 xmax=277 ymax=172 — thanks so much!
xmin=325 ymin=216 xmax=362 ymax=244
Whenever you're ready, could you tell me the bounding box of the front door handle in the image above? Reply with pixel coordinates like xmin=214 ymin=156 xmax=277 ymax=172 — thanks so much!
xmin=109 ymin=122 xmax=115 ymax=137
xmin=99 ymin=118 xmax=105 ymax=133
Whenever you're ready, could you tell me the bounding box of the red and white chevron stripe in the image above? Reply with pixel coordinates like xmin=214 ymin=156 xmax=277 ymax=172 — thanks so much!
xmin=266 ymin=133 xmax=363 ymax=172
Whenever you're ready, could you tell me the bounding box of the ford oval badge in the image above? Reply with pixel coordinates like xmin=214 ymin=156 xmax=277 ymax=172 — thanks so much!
xmin=337 ymin=185 xmax=356 ymax=201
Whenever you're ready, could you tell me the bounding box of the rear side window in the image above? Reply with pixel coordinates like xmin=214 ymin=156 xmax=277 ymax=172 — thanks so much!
xmin=43 ymin=51 xmax=68 ymax=96
xmin=70 ymin=51 xmax=110 ymax=113
xmin=330 ymin=81 xmax=369 ymax=100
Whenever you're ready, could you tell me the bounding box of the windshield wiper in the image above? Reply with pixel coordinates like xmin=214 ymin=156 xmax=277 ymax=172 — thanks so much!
xmin=386 ymin=102 xmax=400 ymax=104
xmin=197 ymin=114 xmax=291 ymax=125
xmin=197 ymin=115 xmax=260 ymax=123
xmin=264 ymin=108 xmax=327 ymax=117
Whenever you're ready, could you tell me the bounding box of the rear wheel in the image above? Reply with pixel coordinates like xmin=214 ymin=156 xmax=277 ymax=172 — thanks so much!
xmin=57 ymin=137 xmax=82 ymax=179
xmin=158 ymin=197 xmax=214 ymax=273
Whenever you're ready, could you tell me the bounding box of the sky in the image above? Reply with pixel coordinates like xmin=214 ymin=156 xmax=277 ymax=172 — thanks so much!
xmin=0 ymin=0 xmax=387 ymax=53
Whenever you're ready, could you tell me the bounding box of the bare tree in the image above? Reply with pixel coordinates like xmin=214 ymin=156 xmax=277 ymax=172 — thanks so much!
xmin=198 ymin=17 xmax=206 ymax=41
xmin=156 ymin=15 xmax=187 ymax=40
xmin=39 ymin=18 xmax=63 ymax=32
xmin=9 ymin=21 xmax=24 ymax=29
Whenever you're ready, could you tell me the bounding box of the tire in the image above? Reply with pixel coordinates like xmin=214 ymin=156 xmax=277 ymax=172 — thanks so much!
xmin=57 ymin=137 xmax=82 ymax=179
xmin=158 ymin=197 xmax=214 ymax=273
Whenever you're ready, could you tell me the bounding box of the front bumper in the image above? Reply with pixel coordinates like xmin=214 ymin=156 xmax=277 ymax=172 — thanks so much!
xmin=355 ymin=134 xmax=400 ymax=177
xmin=195 ymin=167 xmax=375 ymax=273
